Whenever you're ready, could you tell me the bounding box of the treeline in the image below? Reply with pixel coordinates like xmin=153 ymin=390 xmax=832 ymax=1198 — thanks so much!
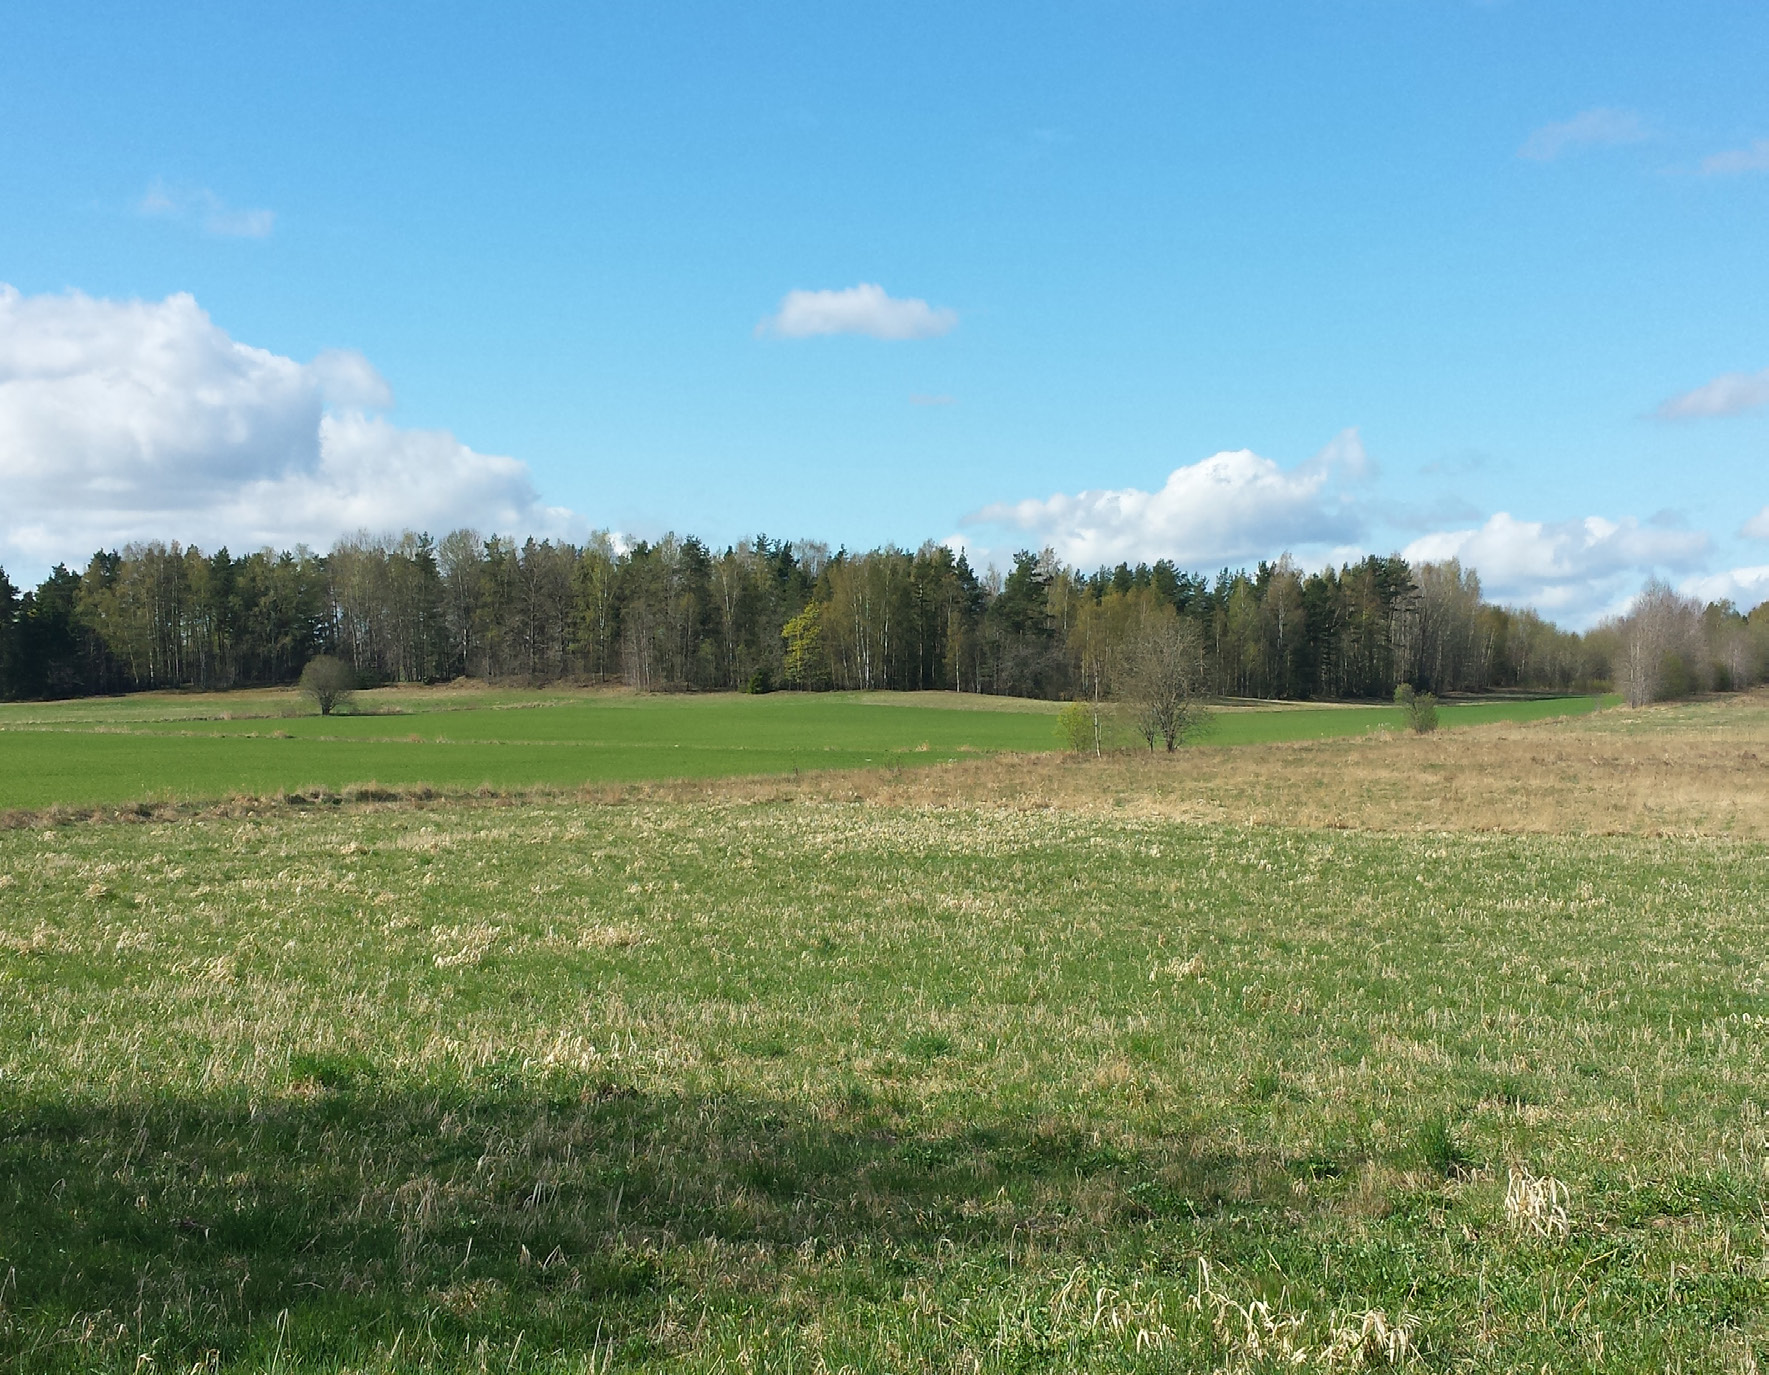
xmin=1 ymin=530 xmax=1766 ymax=702
xmin=1600 ymin=579 xmax=1769 ymax=706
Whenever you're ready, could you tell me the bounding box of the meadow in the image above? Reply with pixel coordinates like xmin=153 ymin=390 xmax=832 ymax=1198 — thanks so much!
xmin=2 ymin=692 xmax=1765 ymax=1372
xmin=0 ymin=686 xmax=1605 ymax=814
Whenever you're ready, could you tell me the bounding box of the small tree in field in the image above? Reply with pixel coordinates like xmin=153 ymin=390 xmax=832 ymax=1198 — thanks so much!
xmin=1394 ymin=682 xmax=1438 ymax=734
xmin=1125 ymin=615 xmax=1211 ymax=752
xmin=1058 ymin=699 xmax=1106 ymax=756
xmin=299 ymin=655 xmax=357 ymax=715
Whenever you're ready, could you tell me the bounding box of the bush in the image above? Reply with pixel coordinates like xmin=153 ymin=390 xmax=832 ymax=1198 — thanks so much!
xmin=298 ymin=655 xmax=357 ymax=716
xmin=1057 ymin=700 xmax=1095 ymax=754
xmin=1394 ymin=683 xmax=1438 ymax=734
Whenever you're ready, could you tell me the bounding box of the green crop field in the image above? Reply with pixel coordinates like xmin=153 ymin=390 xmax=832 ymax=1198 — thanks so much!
xmin=0 ymin=687 xmax=1608 ymax=813
xmin=6 ymin=690 xmax=1756 ymax=1373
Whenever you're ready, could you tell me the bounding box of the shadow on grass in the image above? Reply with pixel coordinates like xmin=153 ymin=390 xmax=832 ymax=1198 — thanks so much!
xmin=0 ymin=1075 xmax=1258 ymax=1369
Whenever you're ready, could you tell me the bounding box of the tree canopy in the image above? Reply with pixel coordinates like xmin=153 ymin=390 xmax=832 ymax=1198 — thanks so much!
xmin=0 ymin=531 xmax=1763 ymax=705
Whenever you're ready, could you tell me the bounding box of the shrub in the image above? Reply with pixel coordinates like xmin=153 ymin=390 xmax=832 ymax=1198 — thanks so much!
xmin=1394 ymin=683 xmax=1438 ymax=734
xmin=1057 ymin=700 xmax=1094 ymax=754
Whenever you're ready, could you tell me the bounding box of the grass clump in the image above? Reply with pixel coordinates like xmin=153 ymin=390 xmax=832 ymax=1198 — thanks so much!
xmin=1416 ymin=1115 xmax=1475 ymax=1178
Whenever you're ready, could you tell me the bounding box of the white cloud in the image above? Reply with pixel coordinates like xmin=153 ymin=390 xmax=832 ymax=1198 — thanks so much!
xmin=1402 ymin=512 xmax=1709 ymax=623
xmin=1518 ymin=107 xmax=1647 ymax=161
xmin=1679 ymin=565 xmax=1769 ymax=610
xmin=0 ymin=284 xmax=571 ymax=574
xmin=205 ymin=205 xmax=276 ymax=239
xmin=962 ymin=429 xmax=1369 ymax=569
xmin=1654 ymin=366 xmax=1769 ymax=419
xmin=757 ymin=283 xmax=957 ymax=340
xmin=1742 ymin=506 xmax=1769 ymax=540
xmin=219 ymin=411 xmax=558 ymax=546
xmin=309 ymin=348 xmax=395 ymax=410
xmin=1306 ymin=425 xmax=1374 ymax=480
xmin=1679 ymin=565 xmax=1769 ymax=611
xmin=139 ymin=180 xmax=275 ymax=238
xmin=1699 ymin=138 xmax=1769 ymax=176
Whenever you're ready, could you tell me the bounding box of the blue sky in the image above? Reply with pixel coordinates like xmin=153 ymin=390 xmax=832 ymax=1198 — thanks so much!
xmin=3 ymin=1 xmax=1767 ymax=623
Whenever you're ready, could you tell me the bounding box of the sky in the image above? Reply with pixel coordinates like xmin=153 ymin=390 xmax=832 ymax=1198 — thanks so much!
xmin=2 ymin=1 xmax=1767 ymax=626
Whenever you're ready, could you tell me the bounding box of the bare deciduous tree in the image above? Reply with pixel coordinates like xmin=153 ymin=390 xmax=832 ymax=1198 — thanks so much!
xmin=1615 ymin=580 xmax=1705 ymax=707
xmin=1125 ymin=614 xmax=1211 ymax=752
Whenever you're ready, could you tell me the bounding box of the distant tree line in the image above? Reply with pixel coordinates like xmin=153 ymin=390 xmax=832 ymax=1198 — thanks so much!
xmin=1 ymin=531 xmax=1766 ymax=703
xmin=1597 ymin=578 xmax=1768 ymax=707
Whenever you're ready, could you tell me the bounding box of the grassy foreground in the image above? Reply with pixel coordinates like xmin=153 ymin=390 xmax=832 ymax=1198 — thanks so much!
xmin=3 ymin=732 xmax=1767 ymax=1370
xmin=0 ymin=686 xmax=1606 ymax=812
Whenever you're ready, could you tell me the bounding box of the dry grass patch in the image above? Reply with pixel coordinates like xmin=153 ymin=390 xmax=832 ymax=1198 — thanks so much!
xmin=604 ymin=691 xmax=1769 ymax=839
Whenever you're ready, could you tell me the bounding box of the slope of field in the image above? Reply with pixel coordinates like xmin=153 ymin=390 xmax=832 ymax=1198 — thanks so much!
xmin=0 ymin=686 xmax=1606 ymax=811
xmin=2 ymin=701 xmax=1766 ymax=1371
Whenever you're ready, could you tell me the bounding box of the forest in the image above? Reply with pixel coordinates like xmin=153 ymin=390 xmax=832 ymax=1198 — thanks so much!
xmin=1 ymin=530 xmax=1765 ymax=704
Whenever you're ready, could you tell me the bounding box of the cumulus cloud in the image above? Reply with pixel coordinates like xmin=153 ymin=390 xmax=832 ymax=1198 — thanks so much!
xmin=1654 ymin=366 xmax=1769 ymax=420
xmin=962 ymin=429 xmax=1370 ymax=569
xmin=217 ymin=411 xmax=555 ymax=546
xmin=1402 ymin=512 xmax=1709 ymax=622
xmin=139 ymin=180 xmax=276 ymax=238
xmin=0 ymin=284 xmax=571 ymax=573
xmin=1518 ymin=107 xmax=1647 ymax=161
xmin=1699 ymin=139 xmax=1769 ymax=176
xmin=1679 ymin=565 xmax=1769 ymax=611
xmin=309 ymin=348 xmax=395 ymax=410
xmin=757 ymin=283 xmax=957 ymax=340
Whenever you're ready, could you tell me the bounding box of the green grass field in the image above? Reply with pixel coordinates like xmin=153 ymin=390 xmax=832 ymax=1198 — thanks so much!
xmin=0 ymin=687 xmax=1609 ymax=812
xmin=8 ymin=686 xmax=1737 ymax=1373
xmin=3 ymin=782 xmax=1767 ymax=1372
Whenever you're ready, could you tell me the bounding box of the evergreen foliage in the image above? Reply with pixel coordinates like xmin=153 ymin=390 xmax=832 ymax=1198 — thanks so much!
xmin=1 ymin=532 xmax=1765 ymax=703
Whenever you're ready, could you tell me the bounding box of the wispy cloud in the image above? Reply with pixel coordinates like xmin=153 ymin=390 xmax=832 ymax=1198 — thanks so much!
xmin=1418 ymin=449 xmax=1502 ymax=478
xmin=1699 ymin=138 xmax=1769 ymax=176
xmin=138 ymin=180 xmax=275 ymax=239
xmin=757 ymin=283 xmax=957 ymax=340
xmin=1742 ymin=506 xmax=1769 ymax=540
xmin=1654 ymin=366 xmax=1769 ymax=420
xmin=1518 ymin=107 xmax=1647 ymax=162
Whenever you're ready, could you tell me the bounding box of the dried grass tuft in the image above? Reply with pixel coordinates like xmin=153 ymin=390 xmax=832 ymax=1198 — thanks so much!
xmin=1503 ymin=1165 xmax=1572 ymax=1239
xmin=1191 ymin=1258 xmax=1418 ymax=1369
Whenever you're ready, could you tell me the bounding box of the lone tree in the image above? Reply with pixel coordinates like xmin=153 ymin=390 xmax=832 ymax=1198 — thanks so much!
xmin=1616 ymin=578 xmax=1705 ymax=707
xmin=1057 ymin=698 xmax=1104 ymax=756
xmin=1125 ymin=614 xmax=1211 ymax=752
xmin=299 ymin=655 xmax=357 ymax=715
xmin=1394 ymin=682 xmax=1438 ymax=734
